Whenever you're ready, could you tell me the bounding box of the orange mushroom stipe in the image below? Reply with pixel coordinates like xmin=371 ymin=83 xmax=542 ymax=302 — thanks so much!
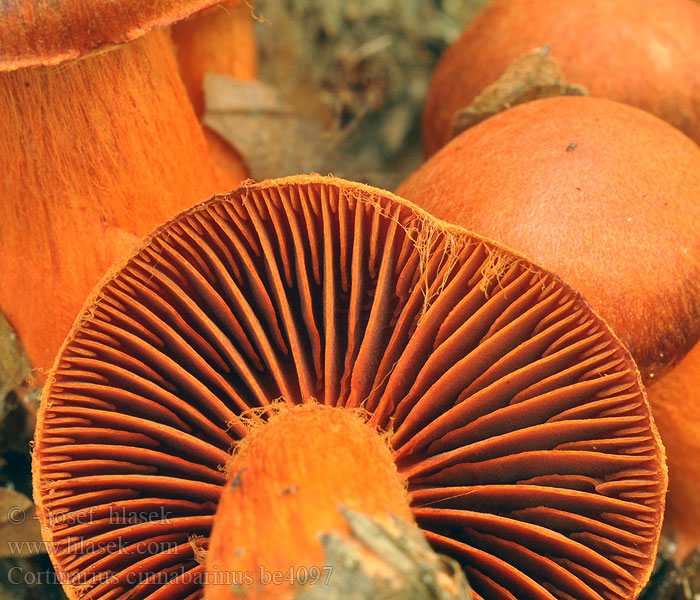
xmin=33 ymin=176 xmax=666 ymax=600
xmin=172 ymin=0 xmax=258 ymax=117
xmin=0 ymin=31 xmax=218 ymax=380
xmin=0 ymin=0 xmax=256 ymax=381
xmin=172 ymin=0 xmax=257 ymax=190
xmin=422 ymin=0 xmax=700 ymax=155
xmin=207 ymin=404 xmax=418 ymax=599
xmin=400 ymin=95 xmax=700 ymax=385
xmin=207 ymin=403 xmax=469 ymax=599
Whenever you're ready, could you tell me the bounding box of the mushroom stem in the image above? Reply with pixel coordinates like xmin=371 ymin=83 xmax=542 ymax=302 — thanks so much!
xmin=0 ymin=29 xmax=220 ymax=379
xmin=205 ymin=403 xmax=469 ymax=599
xmin=172 ymin=0 xmax=258 ymax=117
xmin=172 ymin=0 xmax=257 ymax=189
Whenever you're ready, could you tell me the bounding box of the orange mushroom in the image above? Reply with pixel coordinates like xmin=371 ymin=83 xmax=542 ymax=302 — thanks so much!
xmin=33 ymin=176 xmax=666 ymax=600
xmin=400 ymin=96 xmax=700 ymax=384
xmin=399 ymin=95 xmax=700 ymax=560
xmin=422 ymin=0 xmax=700 ymax=155
xmin=172 ymin=0 xmax=258 ymax=190
xmin=644 ymin=346 xmax=700 ymax=559
xmin=206 ymin=403 xmax=469 ymax=599
xmin=0 ymin=0 xmax=255 ymax=381
xmin=172 ymin=1 xmax=258 ymax=118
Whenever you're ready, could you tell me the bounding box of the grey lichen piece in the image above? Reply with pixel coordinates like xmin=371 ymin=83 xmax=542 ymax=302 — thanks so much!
xmin=293 ymin=506 xmax=471 ymax=600
xmin=451 ymin=46 xmax=589 ymax=137
xmin=0 ymin=311 xmax=31 ymax=402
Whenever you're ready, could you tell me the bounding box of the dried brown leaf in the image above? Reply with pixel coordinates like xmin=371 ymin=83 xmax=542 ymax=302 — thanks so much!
xmin=451 ymin=46 xmax=588 ymax=136
xmin=203 ymin=74 xmax=342 ymax=180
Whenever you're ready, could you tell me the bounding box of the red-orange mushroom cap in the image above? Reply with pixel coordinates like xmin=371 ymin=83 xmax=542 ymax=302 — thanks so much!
xmin=400 ymin=95 xmax=700 ymax=384
xmin=0 ymin=0 xmax=245 ymax=70
xmin=422 ymin=0 xmax=700 ymax=155
xmin=33 ymin=176 xmax=666 ymax=600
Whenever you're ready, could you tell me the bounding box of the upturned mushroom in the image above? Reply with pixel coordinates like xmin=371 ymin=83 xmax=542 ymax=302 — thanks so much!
xmin=421 ymin=0 xmax=700 ymax=155
xmin=0 ymin=0 xmax=256 ymax=380
xmin=33 ymin=176 xmax=666 ymax=600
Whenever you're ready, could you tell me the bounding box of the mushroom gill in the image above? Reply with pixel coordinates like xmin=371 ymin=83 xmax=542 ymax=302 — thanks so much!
xmin=33 ymin=176 xmax=666 ymax=600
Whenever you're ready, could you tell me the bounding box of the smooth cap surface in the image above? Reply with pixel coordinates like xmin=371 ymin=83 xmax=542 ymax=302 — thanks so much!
xmin=401 ymin=96 xmax=700 ymax=382
xmin=422 ymin=0 xmax=700 ymax=155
